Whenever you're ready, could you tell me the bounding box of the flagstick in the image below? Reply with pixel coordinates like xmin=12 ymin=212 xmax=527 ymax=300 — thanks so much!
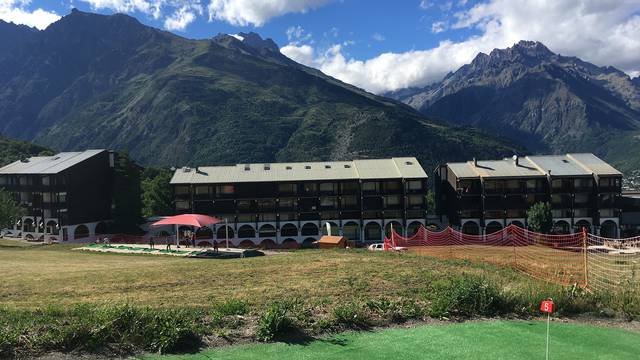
xmin=546 ymin=311 xmax=550 ymax=360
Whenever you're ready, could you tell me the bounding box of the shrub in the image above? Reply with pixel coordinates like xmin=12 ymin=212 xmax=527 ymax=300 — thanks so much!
xmin=210 ymin=299 xmax=248 ymax=329
xmin=256 ymin=302 xmax=293 ymax=341
xmin=429 ymin=274 xmax=502 ymax=318
xmin=365 ymin=298 xmax=423 ymax=323
xmin=332 ymin=303 xmax=369 ymax=328
xmin=212 ymin=299 xmax=248 ymax=317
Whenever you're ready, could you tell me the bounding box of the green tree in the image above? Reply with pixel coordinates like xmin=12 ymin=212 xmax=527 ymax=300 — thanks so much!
xmin=141 ymin=167 xmax=173 ymax=217
xmin=425 ymin=191 xmax=436 ymax=215
xmin=111 ymin=152 xmax=143 ymax=232
xmin=527 ymin=202 xmax=553 ymax=234
xmin=0 ymin=188 xmax=24 ymax=230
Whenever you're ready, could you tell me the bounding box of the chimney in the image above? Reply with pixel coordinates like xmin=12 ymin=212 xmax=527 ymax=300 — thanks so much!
xmin=473 ymin=157 xmax=478 ymax=167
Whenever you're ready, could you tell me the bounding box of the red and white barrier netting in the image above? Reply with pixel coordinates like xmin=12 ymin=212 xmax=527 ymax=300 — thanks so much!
xmin=384 ymin=224 xmax=640 ymax=292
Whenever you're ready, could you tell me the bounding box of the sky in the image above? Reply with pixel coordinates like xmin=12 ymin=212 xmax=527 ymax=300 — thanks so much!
xmin=1 ymin=0 xmax=640 ymax=94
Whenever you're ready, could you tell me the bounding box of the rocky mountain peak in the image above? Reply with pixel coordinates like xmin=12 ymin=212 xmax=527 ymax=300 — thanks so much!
xmin=237 ymin=32 xmax=280 ymax=53
xmin=213 ymin=32 xmax=280 ymax=54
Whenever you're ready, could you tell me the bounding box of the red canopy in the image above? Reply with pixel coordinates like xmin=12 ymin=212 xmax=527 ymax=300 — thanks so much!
xmin=151 ymin=214 xmax=223 ymax=228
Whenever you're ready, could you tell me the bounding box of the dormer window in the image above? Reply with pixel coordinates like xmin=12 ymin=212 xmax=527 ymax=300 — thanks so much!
xmin=305 ymin=165 xmax=311 ymax=169
xmin=405 ymin=161 xmax=413 ymax=165
xmin=325 ymin=165 xmax=331 ymax=169
xmin=344 ymin=164 xmax=351 ymax=168
xmin=244 ymin=165 xmax=250 ymax=171
xmin=264 ymin=165 xmax=271 ymax=171
xmin=286 ymin=166 xmax=292 ymax=170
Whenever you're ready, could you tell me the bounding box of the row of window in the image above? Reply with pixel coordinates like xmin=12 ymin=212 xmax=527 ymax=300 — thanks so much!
xmin=459 ymin=208 xmax=617 ymax=219
xmin=0 ymin=175 xmax=67 ymax=187
xmin=177 ymin=180 xmax=424 ymax=197
xmin=457 ymin=177 xmax=621 ymax=193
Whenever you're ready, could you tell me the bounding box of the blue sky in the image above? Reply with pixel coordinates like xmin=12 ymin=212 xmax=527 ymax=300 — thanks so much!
xmin=2 ymin=1 xmax=639 ymax=93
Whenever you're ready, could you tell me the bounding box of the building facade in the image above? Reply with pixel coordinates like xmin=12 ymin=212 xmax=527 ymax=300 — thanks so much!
xmin=0 ymin=150 xmax=120 ymax=242
xmin=435 ymin=154 xmax=622 ymax=237
xmin=170 ymin=158 xmax=429 ymax=247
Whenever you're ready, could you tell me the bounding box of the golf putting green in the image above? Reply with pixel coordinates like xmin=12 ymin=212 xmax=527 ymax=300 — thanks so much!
xmin=144 ymin=320 xmax=640 ymax=360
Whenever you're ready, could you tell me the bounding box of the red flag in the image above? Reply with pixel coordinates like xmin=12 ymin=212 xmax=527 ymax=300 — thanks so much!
xmin=540 ymin=300 xmax=554 ymax=314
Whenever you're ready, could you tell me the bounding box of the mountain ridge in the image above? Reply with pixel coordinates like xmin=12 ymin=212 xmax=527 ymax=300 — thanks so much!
xmin=387 ymin=40 xmax=640 ymax=171
xmin=0 ymin=9 xmax=522 ymax=169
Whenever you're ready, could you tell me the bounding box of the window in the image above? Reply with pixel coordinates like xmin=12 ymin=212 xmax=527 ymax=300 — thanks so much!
xmin=43 ymin=193 xmax=52 ymax=204
xmin=574 ymin=178 xmax=592 ymax=189
xmin=341 ymin=196 xmax=358 ymax=207
xmin=385 ymin=181 xmax=401 ymax=191
xmin=41 ymin=176 xmax=50 ymax=186
xmin=575 ymin=193 xmax=589 ymax=205
xmin=303 ymin=183 xmax=317 ymax=193
xmin=216 ymin=185 xmax=235 ymax=195
xmin=320 ymin=182 xmax=337 ymax=192
xmin=551 ymin=194 xmax=562 ymax=205
xmin=600 ymin=209 xmax=615 ymax=217
xmin=574 ymin=209 xmax=589 ymax=217
xmin=57 ymin=192 xmax=67 ymax=203
xmin=344 ymin=164 xmax=351 ymax=168
xmin=279 ymin=198 xmax=297 ymax=209
xmin=264 ymin=165 xmax=270 ymax=170
xmin=176 ymin=200 xmax=190 ymax=210
xmin=408 ymin=195 xmax=423 ymax=206
xmin=506 ymin=180 xmax=521 ymax=190
xmin=407 ymin=180 xmax=422 ymax=190
xmin=384 ymin=195 xmax=401 ymax=207
xmin=320 ymin=197 xmax=338 ymax=208
xmin=175 ymin=186 xmax=190 ymax=195
xmin=484 ymin=180 xmax=501 ymax=192
xmin=551 ymin=179 xmax=563 ymax=189
xmin=305 ymin=165 xmax=311 ymax=169
xmin=526 ymin=179 xmax=537 ymax=190
xmin=286 ymin=166 xmax=292 ymax=170
xmin=195 ymin=186 xmax=209 ymax=195
xmin=19 ymin=176 xmax=27 ymax=186
xmin=237 ymin=200 xmax=254 ymax=211
xmin=341 ymin=181 xmax=359 ymax=193
xmin=257 ymin=199 xmax=275 ymax=210
xmin=0 ymin=176 xmax=6 ymax=185
xmin=325 ymin=165 xmax=331 ymax=169
xmin=362 ymin=182 xmax=379 ymax=192
xmin=278 ymin=183 xmax=297 ymax=194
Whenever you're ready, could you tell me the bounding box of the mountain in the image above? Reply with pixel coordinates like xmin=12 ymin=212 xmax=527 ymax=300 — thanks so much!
xmin=0 ymin=9 xmax=521 ymax=170
xmin=388 ymin=41 xmax=640 ymax=171
xmin=0 ymin=135 xmax=53 ymax=167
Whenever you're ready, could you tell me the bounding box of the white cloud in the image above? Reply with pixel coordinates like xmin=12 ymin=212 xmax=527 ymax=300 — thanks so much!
xmin=372 ymin=32 xmax=385 ymax=41
xmin=419 ymin=0 xmax=431 ymax=10
xmin=163 ymin=6 xmax=196 ymax=30
xmin=0 ymin=0 xmax=60 ymax=29
xmin=282 ymin=0 xmax=640 ymax=94
xmin=207 ymin=0 xmax=334 ymax=26
xmin=431 ymin=21 xmax=446 ymax=33
xmin=78 ymin=1 xmax=203 ymax=29
xmin=286 ymin=25 xmax=312 ymax=44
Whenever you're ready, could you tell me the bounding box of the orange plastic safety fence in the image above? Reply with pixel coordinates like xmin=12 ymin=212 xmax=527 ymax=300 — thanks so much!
xmin=386 ymin=224 xmax=640 ymax=290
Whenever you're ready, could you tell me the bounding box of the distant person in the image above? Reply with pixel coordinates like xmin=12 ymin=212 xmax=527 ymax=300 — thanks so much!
xmin=191 ymin=232 xmax=196 ymax=248
xmin=166 ymin=236 xmax=172 ymax=251
xmin=149 ymin=236 xmax=155 ymax=249
xmin=213 ymin=239 xmax=219 ymax=253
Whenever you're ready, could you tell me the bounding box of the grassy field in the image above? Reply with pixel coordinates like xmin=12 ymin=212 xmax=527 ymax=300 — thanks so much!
xmin=1 ymin=240 xmax=639 ymax=358
xmin=0 ymin=242 xmax=539 ymax=309
xmin=144 ymin=320 xmax=640 ymax=360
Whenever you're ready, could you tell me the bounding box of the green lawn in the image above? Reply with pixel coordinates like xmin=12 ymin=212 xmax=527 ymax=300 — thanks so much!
xmin=144 ymin=320 xmax=640 ymax=360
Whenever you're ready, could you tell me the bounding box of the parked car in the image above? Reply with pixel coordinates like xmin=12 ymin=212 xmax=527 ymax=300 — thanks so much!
xmin=367 ymin=243 xmax=407 ymax=252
